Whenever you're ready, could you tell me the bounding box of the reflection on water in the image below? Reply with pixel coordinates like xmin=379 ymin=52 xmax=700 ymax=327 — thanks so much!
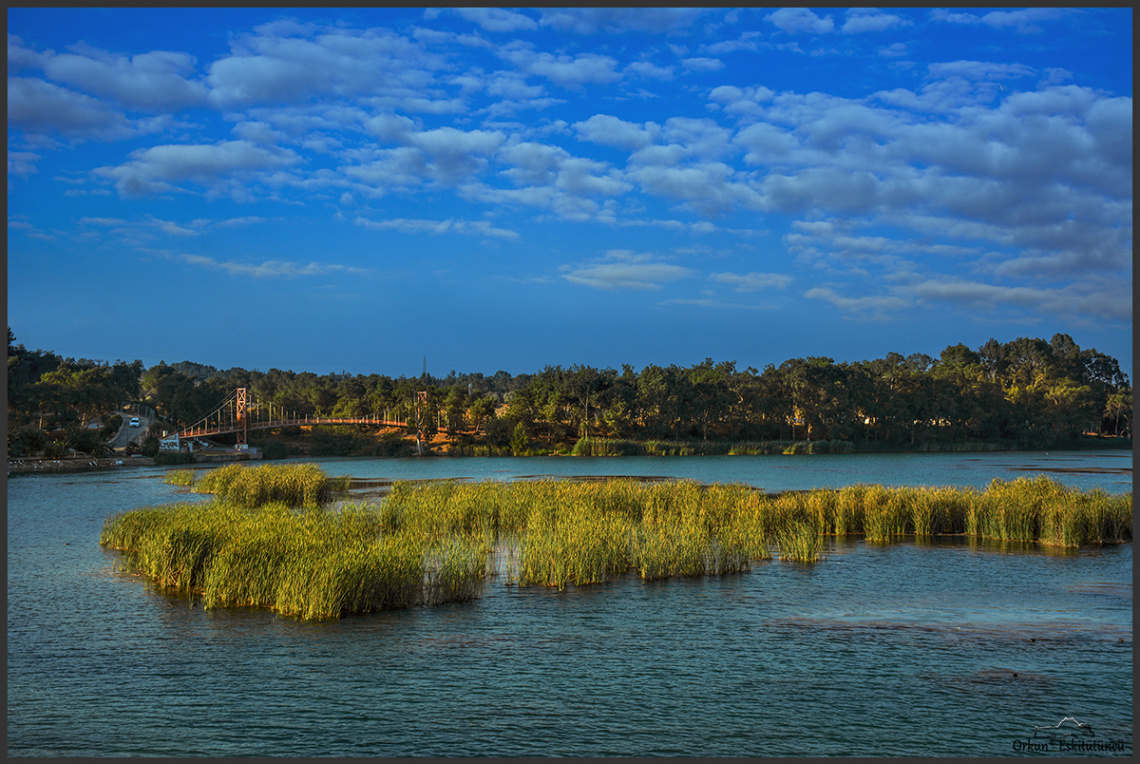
xmin=6 ymin=452 xmax=1133 ymax=757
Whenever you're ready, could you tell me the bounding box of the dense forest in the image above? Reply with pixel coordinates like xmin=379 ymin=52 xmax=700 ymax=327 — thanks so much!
xmin=6 ymin=327 xmax=1132 ymax=458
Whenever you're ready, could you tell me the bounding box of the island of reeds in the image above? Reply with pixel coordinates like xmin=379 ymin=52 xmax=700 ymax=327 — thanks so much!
xmin=101 ymin=463 xmax=1132 ymax=620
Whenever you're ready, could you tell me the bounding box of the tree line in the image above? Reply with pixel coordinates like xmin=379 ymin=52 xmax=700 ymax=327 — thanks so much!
xmin=7 ymin=328 xmax=1132 ymax=457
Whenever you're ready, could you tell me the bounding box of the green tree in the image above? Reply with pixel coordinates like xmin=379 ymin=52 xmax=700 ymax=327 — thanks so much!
xmin=509 ymin=421 xmax=529 ymax=455
xmin=467 ymin=394 xmax=497 ymax=436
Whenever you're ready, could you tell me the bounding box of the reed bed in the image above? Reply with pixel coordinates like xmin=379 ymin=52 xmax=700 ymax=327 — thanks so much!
xmin=191 ymin=463 xmax=349 ymax=509
xmin=100 ymin=500 xmax=490 ymax=619
xmin=163 ymin=469 xmax=197 ymax=486
xmin=103 ymin=465 xmax=1130 ymax=619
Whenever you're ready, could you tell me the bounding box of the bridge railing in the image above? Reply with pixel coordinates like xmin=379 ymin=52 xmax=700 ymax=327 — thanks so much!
xmin=178 ymin=416 xmax=408 ymax=438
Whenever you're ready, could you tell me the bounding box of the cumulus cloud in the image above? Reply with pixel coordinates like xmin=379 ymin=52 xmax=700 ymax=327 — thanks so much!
xmin=507 ymin=50 xmax=622 ymax=88
xmin=573 ymin=114 xmax=661 ymax=150
xmin=624 ymin=61 xmax=674 ymax=80
xmin=537 ymin=8 xmax=709 ymax=34
xmin=627 ymin=158 xmax=764 ymax=216
xmin=489 ymin=140 xmax=630 ymax=214
xmin=662 ymin=117 xmax=735 ymax=160
xmin=708 ymin=84 xmax=775 ymax=119
xmin=454 ymin=8 xmax=537 ymax=33
xmin=703 ymin=33 xmax=764 ymax=56
xmin=841 ymin=9 xmax=910 ymax=34
xmin=40 ymin=48 xmax=208 ymax=110
xmin=930 ymin=8 xmax=1070 ymax=34
xmin=347 ymin=124 xmax=507 ymax=187
xmin=8 ymin=76 xmax=136 ymax=139
xmin=94 ymin=140 xmax=300 ymax=196
xmin=7 ymin=34 xmax=49 ymax=71
xmin=765 ymin=8 xmax=835 ymax=34
xmin=561 ymin=250 xmax=691 ymax=290
xmin=231 ymin=120 xmax=287 ymax=144
xmin=409 ymin=126 xmax=506 ymax=183
xmin=342 ymin=147 xmax=426 ymax=193
xmin=926 ymin=60 xmax=1035 ymax=83
xmin=205 ymin=25 xmax=444 ymax=108
xmin=904 ymin=278 xmax=1131 ymax=323
xmin=460 ymin=181 xmax=615 ymax=223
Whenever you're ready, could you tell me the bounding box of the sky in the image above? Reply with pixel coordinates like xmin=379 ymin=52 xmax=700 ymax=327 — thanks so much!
xmin=7 ymin=7 xmax=1133 ymax=380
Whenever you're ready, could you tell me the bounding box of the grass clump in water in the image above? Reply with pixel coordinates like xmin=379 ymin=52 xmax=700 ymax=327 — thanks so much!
xmin=163 ymin=469 xmax=197 ymax=486
xmin=103 ymin=466 xmax=1131 ymax=619
xmin=191 ymin=463 xmax=348 ymax=508
xmin=101 ymin=499 xmax=490 ymax=619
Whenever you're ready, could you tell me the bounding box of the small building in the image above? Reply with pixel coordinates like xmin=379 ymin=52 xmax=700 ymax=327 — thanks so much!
xmin=159 ymin=434 xmax=188 ymax=452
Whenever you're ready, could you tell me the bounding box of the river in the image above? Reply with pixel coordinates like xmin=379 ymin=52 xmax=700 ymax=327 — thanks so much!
xmin=6 ymin=450 xmax=1132 ymax=757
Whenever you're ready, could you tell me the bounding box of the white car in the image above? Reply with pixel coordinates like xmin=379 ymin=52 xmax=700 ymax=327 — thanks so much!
xmin=129 ymin=417 xmax=140 ymax=427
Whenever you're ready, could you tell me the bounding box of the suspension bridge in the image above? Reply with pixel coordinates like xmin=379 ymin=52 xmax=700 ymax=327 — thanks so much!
xmin=177 ymin=387 xmax=409 ymax=445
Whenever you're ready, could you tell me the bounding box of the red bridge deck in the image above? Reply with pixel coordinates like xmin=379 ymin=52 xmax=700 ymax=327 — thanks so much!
xmin=179 ymin=417 xmax=406 ymax=439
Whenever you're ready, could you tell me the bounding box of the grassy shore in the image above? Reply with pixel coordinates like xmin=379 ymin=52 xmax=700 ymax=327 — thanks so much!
xmin=106 ymin=465 xmax=1131 ymax=620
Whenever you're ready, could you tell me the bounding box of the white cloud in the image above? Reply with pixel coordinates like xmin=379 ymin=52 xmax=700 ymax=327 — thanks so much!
xmin=354 ymin=216 xmax=518 ymax=240
xmin=703 ymin=33 xmax=763 ymax=56
xmin=7 ymin=76 xmax=136 ymax=139
xmin=231 ymin=120 xmax=287 ymax=144
xmin=561 ymin=250 xmax=691 ymax=290
xmin=178 ymin=254 xmax=367 ymax=278
xmin=926 ymin=60 xmax=1035 ymax=83
xmin=342 ymin=147 xmax=426 ymax=193
xmin=573 ymin=114 xmax=661 ymax=150
xmin=205 ymin=26 xmax=444 ymax=108
xmin=537 ymin=8 xmax=708 ymax=34
xmin=710 ymin=272 xmax=793 ymax=291
xmin=455 ymin=8 xmax=537 ymax=33
xmin=708 ymin=84 xmax=775 ymax=119
xmin=682 ymin=57 xmax=724 ymax=73
xmin=804 ymin=287 xmax=911 ymax=317
xmin=514 ymin=51 xmax=622 ymax=88
xmin=930 ymin=8 xmax=1070 ymax=34
xmin=842 ymin=9 xmax=910 ymax=34
xmin=624 ymin=61 xmax=674 ymax=80
xmin=7 ymin=34 xmax=50 ymax=71
xmin=493 ymin=140 xmax=631 ymax=210
xmin=765 ymin=8 xmax=835 ymax=34
xmin=905 ymin=278 xmax=1131 ymax=322
xmin=410 ymin=126 xmax=505 ymax=156
xmin=662 ymin=117 xmax=735 ymax=160
xmin=40 ymin=48 xmax=208 ymax=111
xmin=94 ymin=140 xmax=300 ymax=196
xmin=409 ymin=126 xmax=506 ymax=183
xmin=8 ymin=150 xmax=40 ymax=176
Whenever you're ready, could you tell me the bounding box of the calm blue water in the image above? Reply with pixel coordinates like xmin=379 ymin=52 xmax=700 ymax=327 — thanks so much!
xmin=7 ymin=451 xmax=1133 ymax=757
xmin=308 ymin=449 xmax=1135 ymax=494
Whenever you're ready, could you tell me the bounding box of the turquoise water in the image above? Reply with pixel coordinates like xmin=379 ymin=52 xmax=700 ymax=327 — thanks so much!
xmin=6 ymin=451 xmax=1132 ymax=756
xmin=309 ymin=449 xmax=1134 ymax=494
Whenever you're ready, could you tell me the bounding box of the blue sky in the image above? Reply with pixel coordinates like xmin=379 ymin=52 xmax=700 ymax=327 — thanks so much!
xmin=7 ymin=7 xmax=1133 ymax=379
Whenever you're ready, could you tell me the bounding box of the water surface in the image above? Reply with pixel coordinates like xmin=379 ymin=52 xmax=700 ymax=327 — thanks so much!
xmin=7 ymin=451 xmax=1132 ymax=756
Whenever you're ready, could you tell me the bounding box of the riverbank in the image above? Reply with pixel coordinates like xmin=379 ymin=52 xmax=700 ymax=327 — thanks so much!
xmin=7 ymin=451 xmax=260 ymax=475
xmin=8 ymin=434 xmax=1131 ymax=476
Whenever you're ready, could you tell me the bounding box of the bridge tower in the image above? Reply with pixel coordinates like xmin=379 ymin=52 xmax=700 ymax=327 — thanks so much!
xmin=236 ymin=387 xmax=248 ymax=446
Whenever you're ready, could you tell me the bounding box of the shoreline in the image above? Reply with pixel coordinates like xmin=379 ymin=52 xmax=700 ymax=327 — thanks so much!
xmin=8 ymin=444 xmax=1131 ymax=477
xmin=7 ymin=452 xmax=259 ymax=475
